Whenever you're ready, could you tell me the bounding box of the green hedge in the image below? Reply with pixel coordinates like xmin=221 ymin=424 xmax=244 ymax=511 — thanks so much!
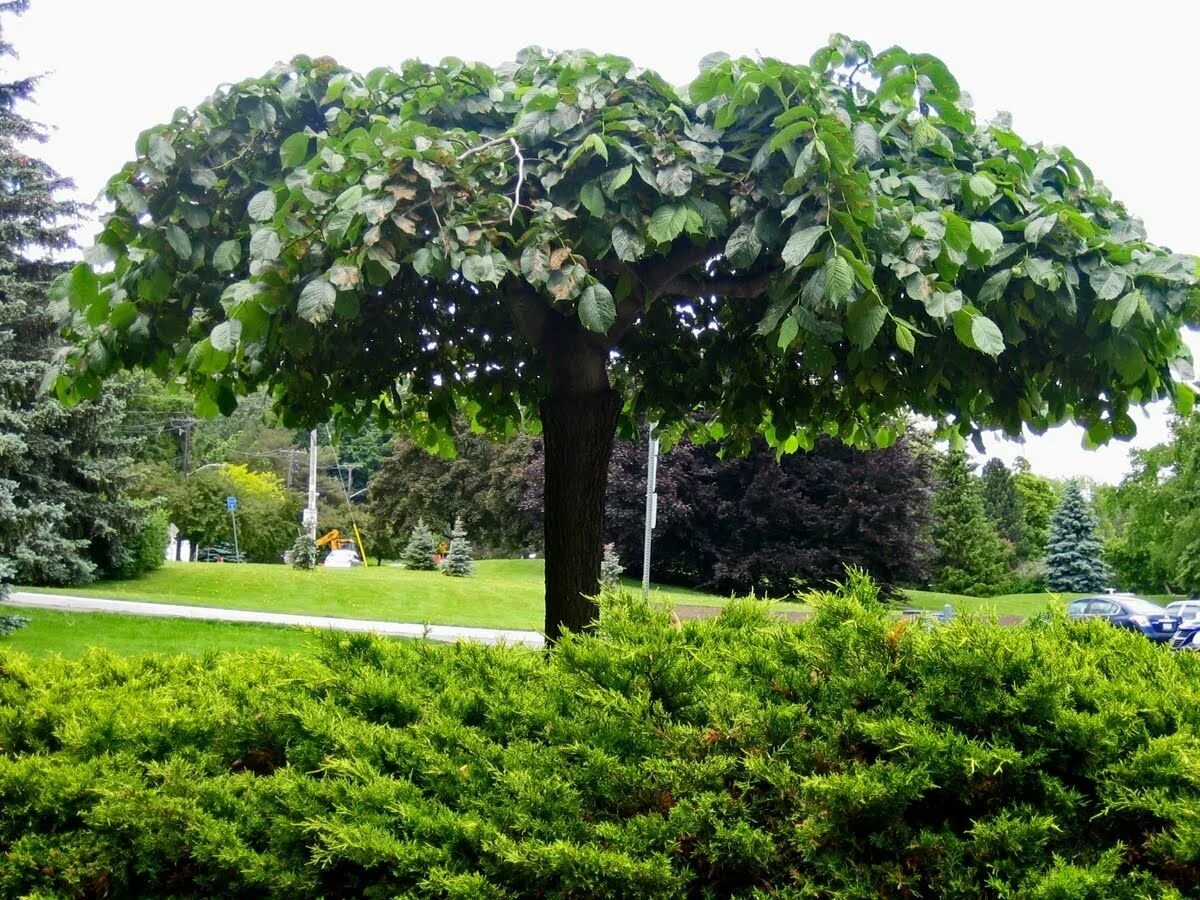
xmin=2 ymin=575 xmax=1199 ymax=897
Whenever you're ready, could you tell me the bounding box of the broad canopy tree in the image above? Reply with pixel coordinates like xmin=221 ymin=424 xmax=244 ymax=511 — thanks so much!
xmin=53 ymin=37 xmax=1199 ymax=637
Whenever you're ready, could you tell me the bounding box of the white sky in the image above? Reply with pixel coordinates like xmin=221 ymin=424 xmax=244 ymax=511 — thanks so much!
xmin=9 ymin=0 xmax=1198 ymax=483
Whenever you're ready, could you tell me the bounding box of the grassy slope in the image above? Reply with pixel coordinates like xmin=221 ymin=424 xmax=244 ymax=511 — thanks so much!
xmin=2 ymin=609 xmax=317 ymax=657
xmin=18 ymin=559 xmax=724 ymax=631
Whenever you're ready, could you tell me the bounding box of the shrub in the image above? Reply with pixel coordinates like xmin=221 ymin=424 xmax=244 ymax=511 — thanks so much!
xmin=0 ymin=615 xmax=27 ymax=636
xmin=1 ymin=579 xmax=1199 ymax=896
xmin=105 ymin=500 xmax=170 ymax=579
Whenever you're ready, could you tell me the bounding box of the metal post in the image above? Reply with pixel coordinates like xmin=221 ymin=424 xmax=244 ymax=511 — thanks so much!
xmin=641 ymin=424 xmax=660 ymax=600
xmin=305 ymin=429 xmax=319 ymax=541
xmin=230 ymin=508 xmax=240 ymax=561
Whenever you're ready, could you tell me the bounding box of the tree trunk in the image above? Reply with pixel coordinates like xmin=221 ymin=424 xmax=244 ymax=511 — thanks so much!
xmin=539 ymin=318 xmax=620 ymax=642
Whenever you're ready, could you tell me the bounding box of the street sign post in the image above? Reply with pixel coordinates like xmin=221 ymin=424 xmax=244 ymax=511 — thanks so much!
xmin=226 ymin=496 xmax=240 ymax=561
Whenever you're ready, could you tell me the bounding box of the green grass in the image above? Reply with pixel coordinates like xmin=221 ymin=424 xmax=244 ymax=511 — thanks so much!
xmin=18 ymin=559 xmax=725 ymax=631
xmin=1 ymin=609 xmax=318 ymax=657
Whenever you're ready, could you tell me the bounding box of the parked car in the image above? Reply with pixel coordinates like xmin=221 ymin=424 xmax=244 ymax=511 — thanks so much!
xmin=323 ymin=548 xmax=363 ymax=568
xmin=1164 ymin=599 xmax=1200 ymax=623
xmin=1170 ymin=621 xmax=1200 ymax=650
xmin=1066 ymin=595 xmax=1181 ymax=642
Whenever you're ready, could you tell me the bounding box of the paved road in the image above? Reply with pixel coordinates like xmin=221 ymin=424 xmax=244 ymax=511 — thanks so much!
xmin=4 ymin=592 xmax=546 ymax=648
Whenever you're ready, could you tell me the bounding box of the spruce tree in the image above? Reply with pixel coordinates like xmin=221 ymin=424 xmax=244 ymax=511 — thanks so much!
xmin=441 ymin=516 xmax=474 ymax=577
xmin=402 ymin=519 xmax=438 ymax=570
xmin=929 ymin=453 xmax=1012 ymax=596
xmin=980 ymin=458 xmax=1025 ymax=553
xmin=1045 ymin=482 xmax=1110 ymax=592
xmin=600 ymin=542 xmax=624 ymax=589
xmin=0 ymin=3 xmax=145 ymax=586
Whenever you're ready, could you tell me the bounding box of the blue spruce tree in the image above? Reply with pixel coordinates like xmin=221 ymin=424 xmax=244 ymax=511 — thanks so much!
xmin=1045 ymin=482 xmax=1110 ymax=592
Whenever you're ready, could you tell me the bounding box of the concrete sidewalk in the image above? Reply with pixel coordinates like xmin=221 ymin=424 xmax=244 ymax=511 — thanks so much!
xmin=4 ymin=592 xmax=545 ymax=648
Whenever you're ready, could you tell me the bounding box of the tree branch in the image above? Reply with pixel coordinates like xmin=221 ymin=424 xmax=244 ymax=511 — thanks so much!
xmin=638 ymin=239 xmax=725 ymax=300
xmin=662 ymin=271 xmax=773 ymax=299
xmin=508 ymin=137 xmax=524 ymax=225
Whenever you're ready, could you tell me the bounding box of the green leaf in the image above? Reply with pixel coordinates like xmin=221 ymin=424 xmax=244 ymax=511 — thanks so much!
xmin=1091 ymin=266 xmax=1127 ymax=301
xmin=1083 ymin=419 xmax=1113 ymax=449
xmin=64 ymin=263 xmax=99 ymax=311
xmin=601 ymin=164 xmax=633 ymax=197
xmin=824 ymin=256 xmax=853 ymax=304
xmin=579 ymin=182 xmax=606 ymax=217
xmin=895 ymin=321 xmax=915 ymax=354
xmin=970 ymin=221 xmax=1004 ymax=254
xmin=852 ymin=121 xmax=881 ymax=161
xmin=109 ymin=301 xmax=138 ymax=330
xmin=578 ymin=283 xmax=616 ymax=333
xmin=941 ymin=211 xmax=972 ymax=253
xmin=924 ymin=289 xmax=964 ymax=318
xmin=249 ymin=228 xmax=282 ymax=261
xmin=114 ymin=182 xmax=147 ymax=215
xmin=280 ymin=132 xmax=310 ymax=168
xmin=724 ymin=223 xmax=761 ymax=269
xmin=647 ymin=205 xmax=687 ymax=243
xmin=1175 ymin=383 xmax=1196 ymax=416
xmin=611 ymin=224 xmax=646 ymax=263
xmin=777 ymin=313 xmax=799 ymax=349
xmin=971 ymin=315 xmax=1005 ymax=355
xmin=461 ymin=253 xmax=501 ymax=286
xmin=1111 ymin=290 xmax=1140 ymax=329
xmin=781 ymin=225 xmax=824 ymax=268
xmin=655 ymin=164 xmax=692 ymax=197
xmin=213 ymin=240 xmax=242 ymax=273
xmin=520 ymin=245 xmax=551 ymax=284
xmin=210 ymin=319 xmax=242 ymax=352
xmin=846 ymin=297 xmax=887 ymax=348
xmin=977 ymin=269 xmax=1011 ymax=306
xmin=248 ymin=190 xmax=277 ymax=222
xmin=968 ymin=173 xmax=996 ymax=198
xmin=165 ymin=224 xmax=191 ymax=260
xmin=298 ymin=279 xmax=336 ymax=323
xmin=1024 ymin=215 xmax=1056 ymax=244
xmin=148 ymin=134 xmax=175 ymax=169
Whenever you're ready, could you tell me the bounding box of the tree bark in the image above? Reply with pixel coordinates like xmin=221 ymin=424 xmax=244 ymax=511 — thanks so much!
xmin=539 ymin=316 xmax=620 ymax=642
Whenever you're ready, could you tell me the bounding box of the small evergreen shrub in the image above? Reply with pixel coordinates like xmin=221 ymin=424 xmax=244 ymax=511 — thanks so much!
xmin=290 ymin=534 xmax=319 ymax=570
xmin=1 ymin=576 xmax=1199 ymax=896
xmin=600 ymin=542 xmax=624 ymax=589
xmin=441 ymin=516 xmax=474 ymax=576
xmin=0 ymin=614 xmax=28 ymax=636
xmin=402 ymin=519 xmax=438 ymax=570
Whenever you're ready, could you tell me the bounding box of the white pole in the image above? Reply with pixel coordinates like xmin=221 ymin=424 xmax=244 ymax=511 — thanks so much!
xmin=306 ymin=429 xmax=319 ymax=541
xmin=641 ymin=424 xmax=659 ymax=600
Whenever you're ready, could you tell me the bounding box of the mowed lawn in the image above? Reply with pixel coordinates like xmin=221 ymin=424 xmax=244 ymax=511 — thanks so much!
xmin=17 ymin=559 xmax=726 ymax=632
xmin=2 ymin=609 xmax=318 ymax=657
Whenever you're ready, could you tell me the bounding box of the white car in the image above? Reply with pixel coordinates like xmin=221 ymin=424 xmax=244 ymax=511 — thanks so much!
xmin=1165 ymin=600 xmax=1200 ymax=622
xmin=323 ymin=548 xmax=363 ymax=568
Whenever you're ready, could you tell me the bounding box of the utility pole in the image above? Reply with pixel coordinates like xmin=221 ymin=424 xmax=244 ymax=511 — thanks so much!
xmin=304 ymin=429 xmax=319 ymax=541
xmin=175 ymin=416 xmax=196 ymax=477
xmin=343 ymin=463 xmax=356 ymax=500
xmin=641 ymin=423 xmax=660 ymax=600
xmin=285 ymin=447 xmax=298 ymax=489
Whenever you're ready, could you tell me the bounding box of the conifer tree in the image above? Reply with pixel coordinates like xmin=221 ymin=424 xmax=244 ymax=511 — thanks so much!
xmin=1045 ymin=482 xmax=1110 ymax=592
xmin=402 ymin=519 xmax=438 ymax=570
xmin=600 ymin=542 xmax=624 ymax=589
xmin=441 ymin=516 xmax=474 ymax=577
xmin=929 ymin=453 xmax=1012 ymax=596
xmin=980 ymin=458 xmax=1025 ymax=553
xmin=0 ymin=2 xmax=145 ymax=586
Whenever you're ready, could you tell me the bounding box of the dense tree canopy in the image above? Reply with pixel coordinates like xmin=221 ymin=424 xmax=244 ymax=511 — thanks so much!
xmin=51 ymin=36 xmax=1200 ymax=633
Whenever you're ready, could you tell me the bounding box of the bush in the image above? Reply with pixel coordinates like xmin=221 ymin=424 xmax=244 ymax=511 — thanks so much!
xmin=105 ymin=500 xmax=170 ymax=579
xmin=1 ymin=578 xmax=1199 ymax=896
xmin=402 ymin=519 xmax=438 ymax=570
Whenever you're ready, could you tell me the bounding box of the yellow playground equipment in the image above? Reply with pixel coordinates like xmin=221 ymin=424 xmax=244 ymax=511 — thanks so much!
xmin=315 ymin=527 xmax=369 ymax=565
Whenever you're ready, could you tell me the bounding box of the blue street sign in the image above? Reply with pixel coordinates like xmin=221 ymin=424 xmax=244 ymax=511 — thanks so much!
xmin=226 ymin=496 xmax=238 ymax=511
